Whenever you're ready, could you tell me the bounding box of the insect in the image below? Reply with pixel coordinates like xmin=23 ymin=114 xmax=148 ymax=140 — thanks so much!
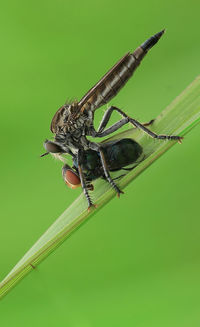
xmin=62 ymin=138 xmax=143 ymax=192
xmin=42 ymin=30 xmax=182 ymax=209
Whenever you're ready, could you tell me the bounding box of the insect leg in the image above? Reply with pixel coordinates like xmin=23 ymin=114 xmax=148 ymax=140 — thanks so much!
xmin=99 ymin=149 xmax=124 ymax=197
xmin=96 ymin=106 xmax=128 ymax=133
xmin=94 ymin=106 xmax=183 ymax=142
xmin=97 ymin=107 xmax=154 ymax=134
xmin=89 ymin=142 xmax=124 ymax=197
xmin=77 ymin=150 xmax=94 ymax=209
xmin=142 ymin=119 xmax=155 ymax=126
xmin=112 ymin=174 xmax=126 ymax=180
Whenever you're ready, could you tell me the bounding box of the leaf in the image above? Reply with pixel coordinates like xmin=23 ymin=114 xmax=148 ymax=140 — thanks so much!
xmin=1 ymin=76 xmax=200 ymax=300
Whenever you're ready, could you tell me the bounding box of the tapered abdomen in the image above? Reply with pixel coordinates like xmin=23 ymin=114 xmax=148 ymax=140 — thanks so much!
xmin=78 ymin=30 xmax=164 ymax=113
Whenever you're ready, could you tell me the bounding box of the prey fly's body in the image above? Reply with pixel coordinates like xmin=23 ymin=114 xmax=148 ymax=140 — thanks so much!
xmin=42 ymin=30 xmax=182 ymax=209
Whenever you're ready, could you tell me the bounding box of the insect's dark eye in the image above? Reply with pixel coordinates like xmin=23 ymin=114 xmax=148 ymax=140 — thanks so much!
xmin=44 ymin=140 xmax=63 ymax=153
xmin=62 ymin=165 xmax=81 ymax=189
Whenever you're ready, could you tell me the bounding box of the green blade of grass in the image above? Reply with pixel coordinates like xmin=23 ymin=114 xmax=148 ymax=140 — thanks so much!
xmin=1 ymin=76 xmax=200 ymax=300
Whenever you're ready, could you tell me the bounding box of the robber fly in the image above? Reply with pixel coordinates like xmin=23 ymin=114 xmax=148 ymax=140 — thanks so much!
xmin=62 ymin=138 xmax=143 ymax=191
xmin=42 ymin=30 xmax=182 ymax=209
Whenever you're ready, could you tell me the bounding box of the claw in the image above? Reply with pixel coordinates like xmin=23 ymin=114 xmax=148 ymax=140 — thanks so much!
xmin=87 ymin=204 xmax=97 ymax=212
xmin=117 ymin=190 xmax=124 ymax=198
xmin=178 ymin=137 xmax=184 ymax=144
xmin=30 ymin=263 xmax=36 ymax=269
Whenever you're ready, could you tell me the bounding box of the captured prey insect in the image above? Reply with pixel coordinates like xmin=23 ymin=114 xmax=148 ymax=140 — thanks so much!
xmin=41 ymin=30 xmax=183 ymax=209
xmin=62 ymin=138 xmax=143 ymax=191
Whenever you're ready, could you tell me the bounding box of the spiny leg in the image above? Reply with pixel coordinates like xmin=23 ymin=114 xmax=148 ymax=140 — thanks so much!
xmin=77 ymin=150 xmax=94 ymax=210
xmin=97 ymin=106 xmax=124 ymax=133
xmin=93 ymin=106 xmax=182 ymax=142
xmin=89 ymin=141 xmax=124 ymax=197
xmin=128 ymin=117 xmax=183 ymax=142
xmin=99 ymin=149 xmax=124 ymax=197
xmin=97 ymin=106 xmax=154 ymax=134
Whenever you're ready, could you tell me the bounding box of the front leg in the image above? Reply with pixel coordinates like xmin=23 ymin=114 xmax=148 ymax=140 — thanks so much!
xmin=97 ymin=106 xmax=154 ymax=134
xmin=89 ymin=142 xmax=124 ymax=197
xmin=77 ymin=150 xmax=94 ymax=210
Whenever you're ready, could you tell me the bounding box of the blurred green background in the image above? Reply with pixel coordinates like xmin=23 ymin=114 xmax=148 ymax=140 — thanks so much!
xmin=0 ymin=0 xmax=200 ymax=325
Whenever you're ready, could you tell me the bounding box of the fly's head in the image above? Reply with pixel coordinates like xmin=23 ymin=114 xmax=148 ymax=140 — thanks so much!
xmin=40 ymin=104 xmax=70 ymax=159
xmin=40 ymin=139 xmax=65 ymax=160
xmin=41 ymin=131 xmax=74 ymax=159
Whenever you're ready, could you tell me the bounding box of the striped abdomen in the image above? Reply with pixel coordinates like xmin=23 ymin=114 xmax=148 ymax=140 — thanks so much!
xmin=78 ymin=30 xmax=164 ymax=113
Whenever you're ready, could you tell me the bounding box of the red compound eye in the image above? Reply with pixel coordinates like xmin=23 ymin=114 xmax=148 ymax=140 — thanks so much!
xmin=62 ymin=165 xmax=81 ymax=189
xmin=65 ymin=170 xmax=81 ymax=189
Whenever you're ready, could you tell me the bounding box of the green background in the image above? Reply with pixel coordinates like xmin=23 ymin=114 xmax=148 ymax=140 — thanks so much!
xmin=0 ymin=0 xmax=200 ymax=325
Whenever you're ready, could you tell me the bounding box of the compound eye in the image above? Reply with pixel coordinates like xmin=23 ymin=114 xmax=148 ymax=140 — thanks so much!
xmin=44 ymin=140 xmax=63 ymax=153
xmin=62 ymin=165 xmax=81 ymax=189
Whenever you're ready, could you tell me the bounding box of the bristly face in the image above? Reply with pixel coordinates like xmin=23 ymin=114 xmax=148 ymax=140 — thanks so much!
xmin=50 ymin=104 xmax=71 ymax=134
xmin=50 ymin=101 xmax=79 ymax=134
